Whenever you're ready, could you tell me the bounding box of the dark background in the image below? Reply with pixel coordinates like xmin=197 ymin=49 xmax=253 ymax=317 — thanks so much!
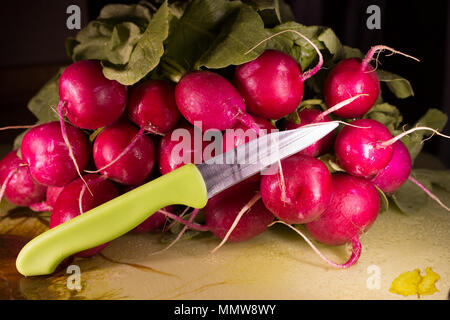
xmin=0 ymin=0 xmax=448 ymax=166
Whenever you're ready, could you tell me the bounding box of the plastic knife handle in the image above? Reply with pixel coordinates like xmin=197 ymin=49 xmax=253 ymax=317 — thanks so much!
xmin=16 ymin=164 xmax=208 ymax=276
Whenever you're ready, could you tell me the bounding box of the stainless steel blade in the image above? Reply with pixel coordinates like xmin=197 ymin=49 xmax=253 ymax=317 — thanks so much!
xmin=197 ymin=121 xmax=339 ymax=198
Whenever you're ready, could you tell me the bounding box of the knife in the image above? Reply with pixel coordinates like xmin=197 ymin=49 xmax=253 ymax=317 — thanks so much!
xmin=16 ymin=121 xmax=338 ymax=276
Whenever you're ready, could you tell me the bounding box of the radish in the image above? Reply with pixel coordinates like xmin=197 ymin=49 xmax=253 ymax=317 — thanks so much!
xmin=133 ymin=210 xmax=167 ymax=233
xmin=234 ymin=30 xmax=323 ymax=120
xmin=92 ymin=122 xmax=155 ymax=186
xmin=304 ymin=174 xmax=380 ymax=268
xmin=159 ymin=124 xmax=210 ymax=175
xmin=29 ymin=185 xmax=65 ymax=212
xmin=59 ymin=60 xmax=127 ymax=130
xmin=371 ymin=141 xmax=411 ymax=194
xmin=204 ymin=180 xmax=274 ymax=245
xmin=50 ymin=174 xmax=119 ymax=258
xmin=0 ymin=150 xmax=46 ymax=207
xmin=260 ymin=153 xmax=332 ymax=224
xmin=324 ymin=46 xmax=419 ymax=118
xmin=127 ymin=80 xmax=181 ymax=135
xmin=174 ymin=71 xmax=260 ymax=133
xmin=285 ymin=108 xmax=334 ymax=157
xmin=20 ymin=121 xmax=90 ymax=187
xmin=334 ymin=119 xmax=394 ymax=179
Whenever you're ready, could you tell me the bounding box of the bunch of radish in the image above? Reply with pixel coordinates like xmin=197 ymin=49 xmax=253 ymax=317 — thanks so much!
xmin=2 ymin=6 xmax=449 ymax=271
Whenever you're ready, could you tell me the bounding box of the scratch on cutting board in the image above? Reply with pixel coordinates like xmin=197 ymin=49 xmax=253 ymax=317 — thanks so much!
xmin=166 ymin=281 xmax=229 ymax=299
xmin=98 ymin=253 xmax=181 ymax=279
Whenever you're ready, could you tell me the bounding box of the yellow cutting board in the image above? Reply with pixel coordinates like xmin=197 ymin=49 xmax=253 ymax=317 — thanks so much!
xmin=12 ymin=190 xmax=449 ymax=300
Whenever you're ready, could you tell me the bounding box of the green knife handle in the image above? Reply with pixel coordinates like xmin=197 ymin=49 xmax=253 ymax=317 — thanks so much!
xmin=16 ymin=164 xmax=208 ymax=276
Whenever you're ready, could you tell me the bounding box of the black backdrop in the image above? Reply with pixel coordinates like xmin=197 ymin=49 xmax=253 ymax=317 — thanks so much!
xmin=0 ymin=0 xmax=449 ymax=166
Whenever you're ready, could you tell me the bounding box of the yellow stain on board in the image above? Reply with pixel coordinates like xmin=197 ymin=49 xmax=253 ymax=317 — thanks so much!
xmin=389 ymin=267 xmax=440 ymax=297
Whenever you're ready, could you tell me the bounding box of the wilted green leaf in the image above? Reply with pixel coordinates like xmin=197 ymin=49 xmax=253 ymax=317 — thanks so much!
xmin=318 ymin=28 xmax=343 ymax=61
xmin=364 ymin=103 xmax=403 ymax=133
xmin=341 ymin=45 xmax=363 ymax=59
xmin=243 ymin=0 xmax=281 ymax=26
xmin=318 ymin=154 xmax=345 ymax=174
xmin=285 ymin=110 xmax=300 ymax=124
xmin=401 ymin=108 xmax=448 ymax=162
xmin=102 ymin=0 xmax=169 ymax=85
xmin=377 ymin=69 xmax=414 ymax=99
xmin=163 ymin=0 xmax=240 ymax=71
xmin=410 ymin=169 xmax=450 ymax=193
xmin=27 ymin=68 xmax=64 ymax=123
xmin=195 ymin=4 xmax=267 ymax=69
xmin=374 ymin=185 xmax=389 ymax=213
xmin=391 ymin=177 xmax=430 ymax=215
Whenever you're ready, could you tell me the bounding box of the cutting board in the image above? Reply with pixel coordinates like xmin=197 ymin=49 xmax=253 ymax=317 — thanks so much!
xmin=6 ymin=189 xmax=447 ymax=300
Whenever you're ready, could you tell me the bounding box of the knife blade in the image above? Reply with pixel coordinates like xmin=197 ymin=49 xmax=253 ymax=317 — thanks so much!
xmin=16 ymin=121 xmax=338 ymax=276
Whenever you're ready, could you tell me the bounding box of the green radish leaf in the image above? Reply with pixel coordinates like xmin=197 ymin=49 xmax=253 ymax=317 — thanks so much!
xmin=341 ymin=45 xmax=364 ymax=59
xmin=317 ymin=28 xmax=343 ymax=62
xmin=377 ymin=70 xmax=414 ymax=99
xmin=410 ymin=169 xmax=450 ymax=193
xmin=163 ymin=0 xmax=241 ymax=71
xmin=391 ymin=175 xmax=431 ymax=215
xmin=27 ymin=68 xmax=64 ymax=123
xmin=364 ymin=103 xmax=403 ymax=134
xmin=102 ymin=0 xmax=169 ymax=85
xmin=374 ymin=185 xmax=389 ymax=213
xmin=285 ymin=109 xmax=300 ymax=124
xmin=242 ymin=0 xmax=281 ymax=26
xmin=318 ymin=154 xmax=345 ymax=174
xmin=401 ymin=108 xmax=448 ymax=162
xmin=195 ymin=4 xmax=267 ymax=69
xmin=69 ymin=1 xmax=153 ymax=63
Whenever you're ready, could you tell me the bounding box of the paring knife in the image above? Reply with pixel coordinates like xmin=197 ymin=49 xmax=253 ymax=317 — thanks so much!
xmin=16 ymin=121 xmax=338 ymax=276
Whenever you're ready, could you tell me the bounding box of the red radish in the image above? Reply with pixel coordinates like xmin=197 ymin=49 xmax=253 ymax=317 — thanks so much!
xmin=92 ymin=122 xmax=155 ymax=185
xmin=59 ymin=60 xmax=127 ymax=130
xmin=159 ymin=124 xmax=211 ymax=175
xmin=324 ymin=46 xmax=419 ymax=118
xmin=20 ymin=121 xmax=90 ymax=187
xmin=334 ymin=119 xmax=394 ymax=179
xmin=324 ymin=58 xmax=380 ymax=118
xmin=235 ymin=50 xmax=304 ymax=119
xmin=235 ymin=30 xmax=323 ymax=120
xmin=29 ymin=186 xmax=65 ymax=212
xmin=50 ymin=174 xmax=119 ymax=258
xmin=260 ymin=153 xmax=332 ymax=224
xmin=371 ymin=141 xmax=411 ymax=194
xmin=0 ymin=150 xmax=46 ymax=206
xmin=127 ymin=80 xmax=181 ymax=135
xmin=304 ymin=174 xmax=380 ymax=268
xmin=133 ymin=211 xmax=167 ymax=233
xmin=45 ymin=186 xmax=65 ymax=208
xmin=204 ymin=180 xmax=274 ymax=243
xmin=285 ymin=108 xmax=334 ymax=157
xmin=175 ymin=71 xmax=260 ymax=133
xmin=222 ymin=116 xmax=275 ymax=153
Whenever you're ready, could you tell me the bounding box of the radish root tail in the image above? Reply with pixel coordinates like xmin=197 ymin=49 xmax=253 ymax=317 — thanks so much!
xmin=379 ymin=126 xmax=450 ymax=148
xmin=85 ymin=127 xmax=146 ymax=174
xmin=151 ymin=208 xmax=201 ymax=256
xmin=57 ymin=100 xmax=93 ymax=196
xmin=409 ymin=176 xmax=450 ymax=212
xmin=361 ymin=45 xmax=420 ymax=71
xmin=316 ymin=94 xmax=368 ymax=121
xmin=269 ymin=220 xmax=361 ymax=269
